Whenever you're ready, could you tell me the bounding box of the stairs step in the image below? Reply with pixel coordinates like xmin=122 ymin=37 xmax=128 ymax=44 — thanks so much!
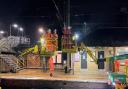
xmin=0 ymin=55 xmax=24 ymax=73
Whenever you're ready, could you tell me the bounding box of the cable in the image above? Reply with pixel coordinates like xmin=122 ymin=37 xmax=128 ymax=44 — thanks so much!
xmin=51 ymin=0 xmax=64 ymax=27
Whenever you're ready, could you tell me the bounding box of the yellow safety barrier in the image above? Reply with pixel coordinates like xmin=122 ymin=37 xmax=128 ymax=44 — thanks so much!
xmin=21 ymin=47 xmax=34 ymax=56
xmin=125 ymin=66 xmax=128 ymax=76
xmin=10 ymin=55 xmax=25 ymax=67
xmin=33 ymin=45 xmax=39 ymax=53
xmin=84 ymin=46 xmax=97 ymax=63
xmin=80 ymin=43 xmax=97 ymax=63
xmin=115 ymin=83 xmax=126 ymax=89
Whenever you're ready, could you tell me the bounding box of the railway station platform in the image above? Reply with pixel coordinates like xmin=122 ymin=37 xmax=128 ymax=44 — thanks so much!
xmin=0 ymin=69 xmax=113 ymax=89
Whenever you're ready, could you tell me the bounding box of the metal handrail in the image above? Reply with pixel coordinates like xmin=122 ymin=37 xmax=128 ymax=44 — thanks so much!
xmin=80 ymin=43 xmax=97 ymax=63
xmin=85 ymin=47 xmax=97 ymax=63
xmin=0 ymin=38 xmax=7 ymax=47
xmin=10 ymin=55 xmax=25 ymax=67
xmin=20 ymin=47 xmax=34 ymax=56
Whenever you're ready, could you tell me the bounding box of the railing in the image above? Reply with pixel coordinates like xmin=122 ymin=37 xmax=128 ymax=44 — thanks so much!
xmin=0 ymin=37 xmax=18 ymax=52
xmin=0 ymin=38 xmax=10 ymax=51
xmin=0 ymin=38 xmax=7 ymax=47
xmin=17 ymin=55 xmax=25 ymax=67
xmin=0 ymin=55 xmax=24 ymax=72
xmin=84 ymin=47 xmax=97 ymax=63
xmin=0 ymin=55 xmax=19 ymax=72
xmin=80 ymin=43 xmax=97 ymax=63
xmin=0 ymin=36 xmax=30 ymax=52
xmin=10 ymin=55 xmax=25 ymax=68
xmin=20 ymin=47 xmax=34 ymax=56
xmin=7 ymin=36 xmax=30 ymax=47
xmin=0 ymin=36 xmax=31 ymax=72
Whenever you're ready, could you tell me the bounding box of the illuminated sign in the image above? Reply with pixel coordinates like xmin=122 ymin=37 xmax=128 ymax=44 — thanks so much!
xmin=57 ymin=53 xmax=62 ymax=63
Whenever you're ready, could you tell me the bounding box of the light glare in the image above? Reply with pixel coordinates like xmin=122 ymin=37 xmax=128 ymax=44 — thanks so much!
xmin=19 ymin=27 xmax=23 ymax=31
xmin=13 ymin=24 xmax=18 ymax=28
xmin=39 ymin=28 xmax=44 ymax=33
xmin=0 ymin=30 xmax=4 ymax=34
xmin=75 ymin=34 xmax=79 ymax=40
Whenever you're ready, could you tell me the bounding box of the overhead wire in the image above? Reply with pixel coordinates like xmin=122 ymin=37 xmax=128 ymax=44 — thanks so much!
xmin=51 ymin=0 xmax=64 ymax=27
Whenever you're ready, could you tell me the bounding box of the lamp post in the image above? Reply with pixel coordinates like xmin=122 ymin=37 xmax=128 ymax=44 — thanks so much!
xmin=38 ymin=27 xmax=45 ymax=53
xmin=72 ymin=33 xmax=79 ymax=75
xmin=38 ymin=27 xmax=46 ymax=71
xmin=10 ymin=24 xmax=18 ymax=36
xmin=19 ymin=27 xmax=24 ymax=37
xmin=0 ymin=30 xmax=5 ymax=39
xmin=18 ymin=27 xmax=24 ymax=45
xmin=38 ymin=27 xmax=45 ymax=34
xmin=38 ymin=27 xmax=44 ymax=54
xmin=0 ymin=30 xmax=5 ymax=34
xmin=73 ymin=33 xmax=79 ymax=46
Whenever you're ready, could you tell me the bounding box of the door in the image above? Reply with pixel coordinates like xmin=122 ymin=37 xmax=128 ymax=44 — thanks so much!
xmin=81 ymin=52 xmax=87 ymax=69
xmin=98 ymin=51 xmax=104 ymax=59
xmin=98 ymin=51 xmax=105 ymax=69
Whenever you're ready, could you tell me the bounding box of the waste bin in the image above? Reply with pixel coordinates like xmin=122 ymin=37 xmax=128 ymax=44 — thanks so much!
xmin=64 ymin=66 xmax=68 ymax=73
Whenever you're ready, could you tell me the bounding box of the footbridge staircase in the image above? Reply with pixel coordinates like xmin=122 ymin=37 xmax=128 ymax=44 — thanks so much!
xmin=0 ymin=36 xmax=30 ymax=72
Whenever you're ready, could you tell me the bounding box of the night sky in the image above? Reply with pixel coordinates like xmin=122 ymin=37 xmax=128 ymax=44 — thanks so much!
xmin=0 ymin=0 xmax=128 ymax=46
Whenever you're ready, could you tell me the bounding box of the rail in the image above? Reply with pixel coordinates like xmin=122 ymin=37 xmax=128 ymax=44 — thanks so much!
xmin=84 ymin=47 xmax=97 ymax=63
xmin=20 ymin=47 xmax=34 ymax=56
xmin=10 ymin=55 xmax=25 ymax=68
xmin=80 ymin=43 xmax=97 ymax=63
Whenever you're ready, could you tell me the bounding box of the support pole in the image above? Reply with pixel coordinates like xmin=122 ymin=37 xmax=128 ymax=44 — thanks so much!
xmin=10 ymin=24 xmax=11 ymax=36
xmin=43 ymin=56 xmax=46 ymax=71
xmin=67 ymin=0 xmax=70 ymax=27
xmin=67 ymin=53 xmax=70 ymax=68
xmin=113 ymin=47 xmax=116 ymax=72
